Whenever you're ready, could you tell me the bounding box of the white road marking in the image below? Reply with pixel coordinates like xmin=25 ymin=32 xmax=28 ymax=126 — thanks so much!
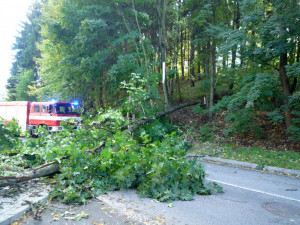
xmin=207 ymin=178 xmax=300 ymax=203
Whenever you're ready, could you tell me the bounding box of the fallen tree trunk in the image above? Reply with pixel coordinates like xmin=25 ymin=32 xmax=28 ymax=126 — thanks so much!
xmin=0 ymin=162 xmax=60 ymax=187
xmin=127 ymin=100 xmax=201 ymax=133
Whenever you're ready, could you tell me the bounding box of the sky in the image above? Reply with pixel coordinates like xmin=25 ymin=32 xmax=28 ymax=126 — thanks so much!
xmin=0 ymin=0 xmax=34 ymax=101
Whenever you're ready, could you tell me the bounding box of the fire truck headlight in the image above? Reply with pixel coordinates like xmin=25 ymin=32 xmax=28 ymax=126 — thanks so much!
xmin=52 ymin=126 xmax=62 ymax=131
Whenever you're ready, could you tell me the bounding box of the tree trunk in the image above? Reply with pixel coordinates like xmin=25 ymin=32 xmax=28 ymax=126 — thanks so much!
xmin=232 ymin=47 xmax=236 ymax=69
xmin=157 ymin=0 xmax=171 ymax=107
xmin=205 ymin=41 xmax=210 ymax=109
xmin=187 ymin=29 xmax=190 ymax=82
xmin=223 ymin=53 xmax=227 ymax=69
xmin=208 ymin=2 xmax=216 ymax=120
xmin=131 ymin=0 xmax=149 ymax=78
xmin=180 ymin=29 xmax=185 ymax=79
xmin=290 ymin=36 xmax=299 ymax=94
xmin=279 ymin=53 xmax=292 ymax=127
xmin=198 ymin=45 xmax=201 ymax=75
xmin=208 ymin=42 xmax=215 ymax=121
xmin=190 ymin=31 xmax=195 ymax=87
xmin=0 ymin=162 xmax=60 ymax=187
xmin=230 ymin=0 xmax=240 ymax=90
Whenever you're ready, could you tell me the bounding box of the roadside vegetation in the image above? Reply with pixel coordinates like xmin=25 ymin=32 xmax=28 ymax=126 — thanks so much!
xmin=189 ymin=143 xmax=300 ymax=171
xmin=170 ymin=96 xmax=300 ymax=171
xmin=0 ymin=118 xmax=21 ymax=154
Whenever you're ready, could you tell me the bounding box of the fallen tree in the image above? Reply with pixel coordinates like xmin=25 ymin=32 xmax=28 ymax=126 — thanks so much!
xmin=1 ymin=100 xmax=202 ymax=189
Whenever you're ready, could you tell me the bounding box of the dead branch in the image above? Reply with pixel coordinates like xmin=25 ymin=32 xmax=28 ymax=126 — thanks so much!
xmin=85 ymin=142 xmax=106 ymax=153
xmin=32 ymin=156 xmax=66 ymax=171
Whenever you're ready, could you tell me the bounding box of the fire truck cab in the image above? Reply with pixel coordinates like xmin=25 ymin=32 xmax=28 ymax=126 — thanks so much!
xmin=28 ymin=101 xmax=82 ymax=133
xmin=0 ymin=101 xmax=82 ymax=135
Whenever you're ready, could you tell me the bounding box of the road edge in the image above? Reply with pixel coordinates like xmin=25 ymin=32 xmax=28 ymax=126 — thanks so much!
xmin=187 ymin=154 xmax=300 ymax=177
xmin=0 ymin=188 xmax=49 ymax=225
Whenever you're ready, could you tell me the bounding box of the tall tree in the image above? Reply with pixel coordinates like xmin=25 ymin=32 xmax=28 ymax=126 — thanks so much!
xmin=6 ymin=0 xmax=44 ymax=101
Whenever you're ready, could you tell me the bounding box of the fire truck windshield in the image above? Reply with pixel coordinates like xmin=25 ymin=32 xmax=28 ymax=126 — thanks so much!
xmin=54 ymin=103 xmax=80 ymax=115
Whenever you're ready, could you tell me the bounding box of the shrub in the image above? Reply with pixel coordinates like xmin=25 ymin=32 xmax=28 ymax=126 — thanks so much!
xmin=0 ymin=118 xmax=21 ymax=151
xmin=287 ymin=92 xmax=300 ymax=141
xmin=198 ymin=124 xmax=213 ymax=142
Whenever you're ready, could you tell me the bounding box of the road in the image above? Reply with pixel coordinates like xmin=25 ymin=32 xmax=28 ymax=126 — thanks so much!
xmin=24 ymin=161 xmax=300 ymax=225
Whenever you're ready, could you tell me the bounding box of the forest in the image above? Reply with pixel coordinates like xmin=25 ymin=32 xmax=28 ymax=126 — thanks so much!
xmin=1 ymin=0 xmax=300 ymax=203
xmin=6 ymin=0 xmax=300 ymax=142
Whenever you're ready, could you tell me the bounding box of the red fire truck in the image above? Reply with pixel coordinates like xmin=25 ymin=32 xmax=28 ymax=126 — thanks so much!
xmin=0 ymin=101 xmax=82 ymax=135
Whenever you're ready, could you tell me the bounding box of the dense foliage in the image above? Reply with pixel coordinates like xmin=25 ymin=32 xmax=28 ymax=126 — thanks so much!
xmin=0 ymin=119 xmax=21 ymax=152
xmin=6 ymin=0 xmax=300 ymax=141
xmin=1 ymin=111 xmax=220 ymax=204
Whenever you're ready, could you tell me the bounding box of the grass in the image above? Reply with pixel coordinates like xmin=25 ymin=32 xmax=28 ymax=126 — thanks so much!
xmin=172 ymin=80 xmax=206 ymax=103
xmin=189 ymin=142 xmax=300 ymax=171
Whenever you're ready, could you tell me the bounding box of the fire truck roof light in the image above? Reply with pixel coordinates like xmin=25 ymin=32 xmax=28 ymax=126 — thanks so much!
xmin=50 ymin=99 xmax=57 ymax=103
xmin=72 ymin=101 xmax=79 ymax=106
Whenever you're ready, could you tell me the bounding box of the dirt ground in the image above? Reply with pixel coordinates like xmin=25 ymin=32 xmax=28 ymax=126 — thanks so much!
xmin=169 ymin=106 xmax=300 ymax=152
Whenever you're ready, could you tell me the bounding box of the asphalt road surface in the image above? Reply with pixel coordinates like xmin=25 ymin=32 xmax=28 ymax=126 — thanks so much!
xmin=24 ymin=161 xmax=300 ymax=225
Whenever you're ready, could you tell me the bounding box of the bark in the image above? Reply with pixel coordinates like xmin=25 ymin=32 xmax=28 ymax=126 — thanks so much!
xmin=232 ymin=47 xmax=236 ymax=70
xmin=230 ymin=0 xmax=240 ymax=90
xmin=222 ymin=53 xmax=227 ymax=69
xmin=180 ymin=29 xmax=185 ymax=78
xmin=208 ymin=43 xmax=215 ymax=121
xmin=187 ymin=30 xmax=191 ymax=85
xmin=131 ymin=0 xmax=149 ymax=78
xmin=290 ymin=37 xmax=299 ymax=94
xmin=279 ymin=53 xmax=292 ymax=127
xmin=0 ymin=162 xmax=60 ymax=187
xmin=157 ymin=0 xmax=171 ymax=107
xmin=177 ymin=27 xmax=183 ymax=101
xmin=176 ymin=21 xmax=182 ymax=101
xmin=170 ymin=6 xmax=180 ymax=103
xmin=85 ymin=142 xmax=106 ymax=153
xmin=208 ymin=2 xmax=216 ymax=121
xmin=190 ymin=31 xmax=195 ymax=87
xmin=205 ymin=41 xmax=210 ymax=109
xmin=176 ymin=72 xmax=182 ymax=102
